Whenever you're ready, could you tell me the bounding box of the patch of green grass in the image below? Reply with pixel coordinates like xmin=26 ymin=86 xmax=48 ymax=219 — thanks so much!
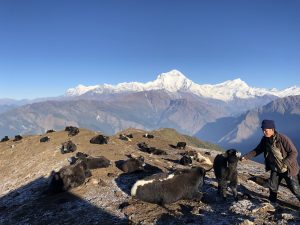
xmin=154 ymin=128 xmax=224 ymax=152
xmin=183 ymin=135 xmax=224 ymax=152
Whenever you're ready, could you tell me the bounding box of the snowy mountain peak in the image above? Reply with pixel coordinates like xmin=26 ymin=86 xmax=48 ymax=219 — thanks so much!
xmin=220 ymin=78 xmax=249 ymax=88
xmin=156 ymin=69 xmax=187 ymax=80
xmin=151 ymin=70 xmax=193 ymax=92
xmin=65 ymin=70 xmax=300 ymax=101
xmin=66 ymin=84 xmax=100 ymax=96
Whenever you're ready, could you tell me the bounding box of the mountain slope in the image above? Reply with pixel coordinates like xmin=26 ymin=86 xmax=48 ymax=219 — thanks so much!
xmin=1 ymin=70 xmax=300 ymax=142
xmin=0 ymin=128 xmax=299 ymax=224
xmin=0 ymin=100 xmax=146 ymax=137
xmin=0 ymin=91 xmax=228 ymax=137
xmin=196 ymin=95 xmax=300 ymax=159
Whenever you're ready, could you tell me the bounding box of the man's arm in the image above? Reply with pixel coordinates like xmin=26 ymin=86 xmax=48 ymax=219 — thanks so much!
xmin=281 ymin=134 xmax=298 ymax=166
xmin=241 ymin=138 xmax=264 ymax=160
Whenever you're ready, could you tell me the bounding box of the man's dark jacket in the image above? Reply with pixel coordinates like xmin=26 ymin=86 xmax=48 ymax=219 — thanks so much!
xmin=243 ymin=132 xmax=299 ymax=177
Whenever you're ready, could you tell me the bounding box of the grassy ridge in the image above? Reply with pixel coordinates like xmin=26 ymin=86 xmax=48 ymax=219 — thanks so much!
xmin=153 ymin=128 xmax=224 ymax=152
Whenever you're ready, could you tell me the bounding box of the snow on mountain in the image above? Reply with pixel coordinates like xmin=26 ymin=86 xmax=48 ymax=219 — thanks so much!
xmin=66 ymin=84 xmax=101 ymax=96
xmin=66 ymin=70 xmax=192 ymax=96
xmin=145 ymin=70 xmax=193 ymax=91
xmin=276 ymin=86 xmax=300 ymax=98
xmin=66 ymin=70 xmax=300 ymax=101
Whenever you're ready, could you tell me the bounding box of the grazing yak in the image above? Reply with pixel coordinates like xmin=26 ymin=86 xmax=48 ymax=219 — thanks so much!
xmin=76 ymin=151 xmax=89 ymax=159
xmin=137 ymin=142 xmax=167 ymax=155
xmin=84 ymin=156 xmax=111 ymax=169
xmin=67 ymin=156 xmax=77 ymax=165
xmin=126 ymin=134 xmax=133 ymax=138
xmin=120 ymin=156 xmax=146 ymax=173
xmin=68 ymin=152 xmax=111 ymax=169
xmin=46 ymin=129 xmax=56 ymax=133
xmin=61 ymin=140 xmax=77 ymax=154
xmin=48 ymin=159 xmax=91 ymax=193
xmin=40 ymin=136 xmax=50 ymax=142
xmin=90 ymin=135 xmax=109 ymax=144
xmin=148 ymin=147 xmax=167 ymax=155
xmin=143 ymin=133 xmax=154 ymax=139
xmin=131 ymin=167 xmax=206 ymax=205
xmin=13 ymin=135 xmax=23 ymax=141
xmin=1 ymin=136 xmax=9 ymax=142
xmin=194 ymin=152 xmax=213 ymax=166
xmin=119 ymin=134 xmax=132 ymax=141
xmin=213 ymin=149 xmax=239 ymax=201
xmin=65 ymin=126 xmax=79 ymax=136
xmin=179 ymin=155 xmax=192 ymax=166
xmin=137 ymin=142 xmax=148 ymax=151
xmin=180 ymin=150 xmax=212 ymax=166
xmin=176 ymin=141 xmax=187 ymax=149
xmin=49 ymin=153 xmax=111 ymax=194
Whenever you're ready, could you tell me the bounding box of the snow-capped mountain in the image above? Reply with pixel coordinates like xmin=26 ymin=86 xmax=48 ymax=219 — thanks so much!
xmin=2 ymin=69 xmax=300 ymax=158
xmin=66 ymin=70 xmax=300 ymax=101
xmin=66 ymin=70 xmax=193 ymax=96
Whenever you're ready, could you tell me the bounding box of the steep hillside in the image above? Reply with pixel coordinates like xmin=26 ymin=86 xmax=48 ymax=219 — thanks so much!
xmin=196 ymin=95 xmax=300 ymax=162
xmin=0 ymin=128 xmax=299 ymax=224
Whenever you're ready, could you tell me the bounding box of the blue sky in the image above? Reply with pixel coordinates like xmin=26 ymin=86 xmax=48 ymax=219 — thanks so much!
xmin=0 ymin=0 xmax=299 ymax=99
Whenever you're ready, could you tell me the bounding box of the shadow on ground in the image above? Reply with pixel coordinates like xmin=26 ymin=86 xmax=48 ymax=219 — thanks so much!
xmin=0 ymin=177 xmax=129 ymax=225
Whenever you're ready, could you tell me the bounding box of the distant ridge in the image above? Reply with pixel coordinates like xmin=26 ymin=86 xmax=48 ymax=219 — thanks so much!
xmin=196 ymin=95 xmax=300 ymax=164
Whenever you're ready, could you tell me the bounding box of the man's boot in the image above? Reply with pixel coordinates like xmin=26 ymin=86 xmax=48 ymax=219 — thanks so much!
xmin=269 ymin=191 xmax=277 ymax=203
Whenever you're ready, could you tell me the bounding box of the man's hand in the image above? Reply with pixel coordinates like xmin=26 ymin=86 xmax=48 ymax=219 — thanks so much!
xmin=239 ymin=156 xmax=246 ymax=161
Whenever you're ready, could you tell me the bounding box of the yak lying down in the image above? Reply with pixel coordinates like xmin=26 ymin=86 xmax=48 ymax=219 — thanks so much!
xmin=131 ymin=167 xmax=206 ymax=205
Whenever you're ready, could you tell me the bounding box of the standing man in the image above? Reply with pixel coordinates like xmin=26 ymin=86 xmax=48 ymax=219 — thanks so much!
xmin=241 ymin=119 xmax=300 ymax=204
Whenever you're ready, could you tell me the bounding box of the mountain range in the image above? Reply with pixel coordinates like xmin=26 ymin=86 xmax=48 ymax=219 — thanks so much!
xmin=66 ymin=70 xmax=300 ymax=101
xmin=196 ymin=95 xmax=300 ymax=157
xmin=1 ymin=70 xmax=300 ymax=159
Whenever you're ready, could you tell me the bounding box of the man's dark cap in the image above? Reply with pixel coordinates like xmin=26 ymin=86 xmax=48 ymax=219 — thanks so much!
xmin=261 ymin=119 xmax=275 ymax=129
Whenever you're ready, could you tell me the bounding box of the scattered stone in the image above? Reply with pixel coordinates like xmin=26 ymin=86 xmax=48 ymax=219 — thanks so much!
xmin=239 ymin=219 xmax=254 ymax=225
xmin=229 ymin=200 xmax=256 ymax=216
xmin=280 ymin=213 xmax=294 ymax=221
xmin=88 ymin=178 xmax=100 ymax=185
xmin=252 ymin=203 xmax=275 ymax=213
xmin=191 ymin=206 xmax=200 ymax=215
xmin=114 ymin=190 xmax=123 ymax=198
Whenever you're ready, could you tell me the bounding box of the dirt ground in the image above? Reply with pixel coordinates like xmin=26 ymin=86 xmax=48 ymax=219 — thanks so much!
xmin=0 ymin=128 xmax=299 ymax=225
